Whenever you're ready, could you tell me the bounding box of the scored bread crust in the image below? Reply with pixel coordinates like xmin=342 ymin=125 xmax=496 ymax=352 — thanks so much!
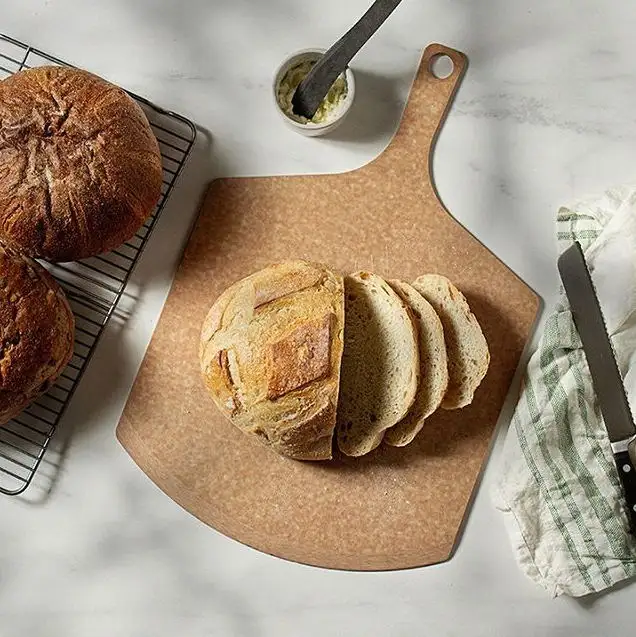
xmin=384 ymin=280 xmax=449 ymax=447
xmin=0 ymin=241 xmax=75 ymax=426
xmin=199 ymin=261 xmax=345 ymax=461
xmin=336 ymin=272 xmax=419 ymax=457
xmin=412 ymin=274 xmax=490 ymax=410
xmin=0 ymin=66 xmax=163 ymax=262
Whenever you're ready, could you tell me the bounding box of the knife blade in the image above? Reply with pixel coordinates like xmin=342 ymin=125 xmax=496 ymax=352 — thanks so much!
xmin=558 ymin=241 xmax=636 ymax=532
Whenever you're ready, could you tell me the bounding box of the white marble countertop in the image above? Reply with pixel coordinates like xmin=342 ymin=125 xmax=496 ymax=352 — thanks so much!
xmin=2 ymin=1 xmax=636 ymax=634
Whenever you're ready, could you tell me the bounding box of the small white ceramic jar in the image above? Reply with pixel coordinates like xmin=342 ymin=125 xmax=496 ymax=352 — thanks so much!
xmin=272 ymin=48 xmax=356 ymax=137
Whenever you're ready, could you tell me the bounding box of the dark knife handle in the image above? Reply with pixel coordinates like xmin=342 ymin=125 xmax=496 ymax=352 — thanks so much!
xmin=614 ymin=450 xmax=636 ymax=533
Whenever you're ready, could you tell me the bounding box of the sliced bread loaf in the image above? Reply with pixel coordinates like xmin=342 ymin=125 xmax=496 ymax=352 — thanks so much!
xmin=384 ymin=280 xmax=449 ymax=447
xmin=336 ymin=272 xmax=419 ymax=457
xmin=200 ymin=261 xmax=345 ymax=461
xmin=411 ymin=274 xmax=489 ymax=409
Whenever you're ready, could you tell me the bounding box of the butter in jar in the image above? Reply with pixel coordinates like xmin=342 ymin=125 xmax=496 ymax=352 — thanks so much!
xmin=276 ymin=60 xmax=348 ymax=125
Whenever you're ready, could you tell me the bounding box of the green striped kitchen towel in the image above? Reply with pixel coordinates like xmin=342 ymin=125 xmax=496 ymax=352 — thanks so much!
xmin=494 ymin=185 xmax=636 ymax=597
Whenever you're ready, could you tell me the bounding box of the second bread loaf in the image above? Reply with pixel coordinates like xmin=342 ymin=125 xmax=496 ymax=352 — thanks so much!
xmin=0 ymin=241 xmax=75 ymax=425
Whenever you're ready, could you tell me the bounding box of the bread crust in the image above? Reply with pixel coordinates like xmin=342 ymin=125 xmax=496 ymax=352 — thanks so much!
xmin=200 ymin=261 xmax=345 ymax=461
xmin=0 ymin=241 xmax=75 ymax=425
xmin=0 ymin=66 xmax=163 ymax=262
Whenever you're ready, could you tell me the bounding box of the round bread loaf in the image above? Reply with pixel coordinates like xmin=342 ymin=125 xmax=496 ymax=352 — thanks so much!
xmin=200 ymin=261 xmax=345 ymax=461
xmin=0 ymin=66 xmax=163 ymax=262
xmin=0 ymin=241 xmax=75 ymax=426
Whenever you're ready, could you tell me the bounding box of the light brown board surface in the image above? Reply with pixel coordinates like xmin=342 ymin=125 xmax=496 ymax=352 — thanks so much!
xmin=117 ymin=44 xmax=539 ymax=571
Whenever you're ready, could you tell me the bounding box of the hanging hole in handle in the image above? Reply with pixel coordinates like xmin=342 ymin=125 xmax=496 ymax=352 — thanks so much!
xmin=429 ymin=54 xmax=454 ymax=80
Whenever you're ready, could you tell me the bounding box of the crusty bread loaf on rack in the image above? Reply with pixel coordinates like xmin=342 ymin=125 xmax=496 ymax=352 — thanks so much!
xmin=0 ymin=66 xmax=163 ymax=262
xmin=0 ymin=241 xmax=75 ymax=426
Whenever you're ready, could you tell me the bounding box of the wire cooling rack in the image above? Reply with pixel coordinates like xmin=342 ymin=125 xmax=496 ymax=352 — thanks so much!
xmin=0 ymin=33 xmax=197 ymax=495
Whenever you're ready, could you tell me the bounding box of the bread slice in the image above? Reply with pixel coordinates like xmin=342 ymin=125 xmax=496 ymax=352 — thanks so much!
xmin=200 ymin=261 xmax=345 ymax=461
xmin=336 ymin=272 xmax=419 ymax=457
xmin=383 ymin=280 xmax=449 ymax=446
xmin=411 ymin=275 xmax=489 ymax=409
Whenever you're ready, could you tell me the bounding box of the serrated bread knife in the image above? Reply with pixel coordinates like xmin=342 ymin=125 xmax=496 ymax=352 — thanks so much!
xmin=558 ymin=241 xmax=636 ymax=533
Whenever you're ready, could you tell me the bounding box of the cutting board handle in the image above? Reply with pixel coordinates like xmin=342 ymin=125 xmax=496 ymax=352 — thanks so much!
xmin=373 ymin=44 xmax=467 ymax=183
